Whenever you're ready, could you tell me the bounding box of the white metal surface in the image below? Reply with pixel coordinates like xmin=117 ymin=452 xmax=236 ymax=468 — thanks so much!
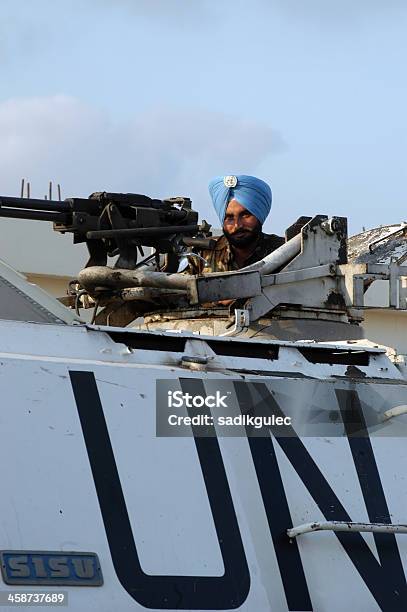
xmin=382 ymin=404 xmax=407 ymax=421
xmin=0 ymin=320 xmax=406 ymax=610
xmin=288 ymin=521 xmax=407 ymax=538
xmin=241 ymin=233 xmax=301 ymax=274
xmin=0 ymin=258 xmax=81 ymax=325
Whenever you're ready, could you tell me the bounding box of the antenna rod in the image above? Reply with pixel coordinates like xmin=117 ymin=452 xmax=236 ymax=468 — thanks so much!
xmin=27 ymin=182 xmax=30 ymax=198
xmin=20 ymin=178 xmax=25 ymax=198
xmin=49 ymin=181 xmax=52 ymax=201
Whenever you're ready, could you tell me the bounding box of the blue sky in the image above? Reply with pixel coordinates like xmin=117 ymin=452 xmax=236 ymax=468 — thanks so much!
xmin=1 ymin=0 xmax=406 ymax=249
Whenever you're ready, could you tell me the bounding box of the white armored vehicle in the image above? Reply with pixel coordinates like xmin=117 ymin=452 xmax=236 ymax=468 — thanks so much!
xmin=0 ymin=192 xmax=406 ymax=611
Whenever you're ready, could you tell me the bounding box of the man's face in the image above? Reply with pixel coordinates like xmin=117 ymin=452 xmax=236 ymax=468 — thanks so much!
xmin=223 ymin=199 xmax=262 ymax=247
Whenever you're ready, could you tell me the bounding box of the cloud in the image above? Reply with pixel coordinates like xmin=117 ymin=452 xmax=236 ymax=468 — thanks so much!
xmin=0 ymin=95 xmax=284 ymax=224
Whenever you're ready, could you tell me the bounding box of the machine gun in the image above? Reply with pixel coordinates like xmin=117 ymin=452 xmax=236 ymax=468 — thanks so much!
xmin=0 ymin=192 xmax=214 ymax=270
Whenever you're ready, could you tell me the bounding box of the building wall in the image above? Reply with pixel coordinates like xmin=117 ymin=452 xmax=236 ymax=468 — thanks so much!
xmin=363 ymin=309 xmax=407 ymax=356
xmin=25 ymin=273 xmax=72 ymax=298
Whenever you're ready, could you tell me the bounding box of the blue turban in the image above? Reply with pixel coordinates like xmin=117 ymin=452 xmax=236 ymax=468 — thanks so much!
xmin=208 ymin=174 xmax=272 ymax=225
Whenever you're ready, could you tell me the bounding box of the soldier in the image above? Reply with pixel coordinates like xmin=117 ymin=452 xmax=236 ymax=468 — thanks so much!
xmin=188 ymin=174 xmax=284 ymax=274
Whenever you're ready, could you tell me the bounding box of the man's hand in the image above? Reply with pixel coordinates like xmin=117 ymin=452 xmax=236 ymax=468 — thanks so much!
xmin=218 ymin=299 xmax=234 ymax=306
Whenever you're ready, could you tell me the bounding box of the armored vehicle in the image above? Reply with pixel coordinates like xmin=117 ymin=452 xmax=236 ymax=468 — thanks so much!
xmin=0 ymin=192 xmax=406 ymax=611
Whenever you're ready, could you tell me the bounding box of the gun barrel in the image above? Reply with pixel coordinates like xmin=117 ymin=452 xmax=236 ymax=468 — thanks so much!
xmin=0 ymin=209 xmax=69 ymax=223
xmin=86 ymin=225 xmax=200 ymax=240
xmin=0 ymin=195 xmax=71 ymax=213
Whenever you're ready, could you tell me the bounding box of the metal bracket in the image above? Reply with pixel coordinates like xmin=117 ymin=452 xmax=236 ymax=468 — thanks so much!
xmin=220 ymin=309 xmax=250 ymax=337
xmin=340 ymin=263 xmax=407 ymax=310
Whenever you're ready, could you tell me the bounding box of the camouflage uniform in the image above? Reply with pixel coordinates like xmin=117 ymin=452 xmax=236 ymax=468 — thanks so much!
xmin=188 ymin=232 xmax=285 ymax=274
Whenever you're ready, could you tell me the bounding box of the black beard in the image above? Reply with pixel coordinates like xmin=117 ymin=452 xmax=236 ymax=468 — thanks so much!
xmin=224 ymin=223 xmax=262 ymax=248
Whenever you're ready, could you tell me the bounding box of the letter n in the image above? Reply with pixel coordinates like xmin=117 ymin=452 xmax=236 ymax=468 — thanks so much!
xmin=234 ymin=381 xmax=407 ymax=612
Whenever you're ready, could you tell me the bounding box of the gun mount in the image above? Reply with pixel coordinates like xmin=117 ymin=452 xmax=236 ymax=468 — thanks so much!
xmin=73 ymin=213 xmax=407 ymax=342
